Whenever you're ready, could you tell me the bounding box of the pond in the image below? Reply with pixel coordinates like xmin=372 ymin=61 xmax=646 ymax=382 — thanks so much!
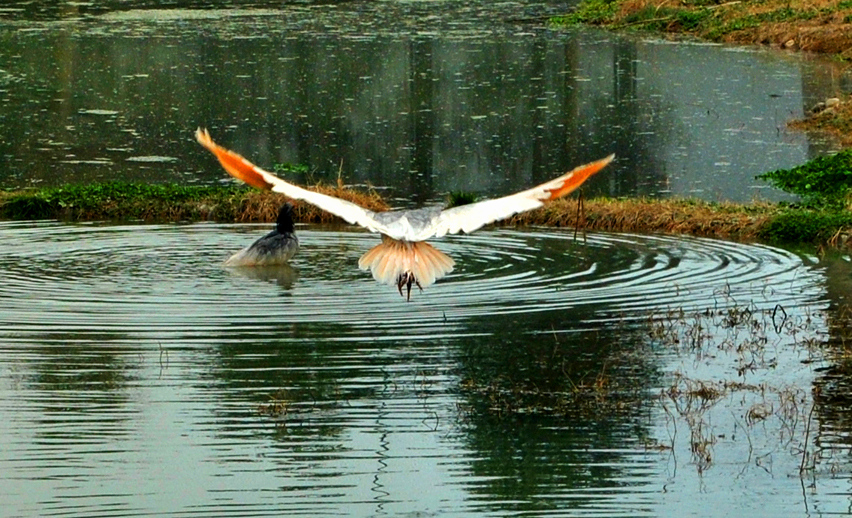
xmin=1 ymin=1 xmax=852 ymax=517
xmin=1 ymin=0 xmax=851 ymax=203
xmin=0 ymin=220 xmax=850 ymax=517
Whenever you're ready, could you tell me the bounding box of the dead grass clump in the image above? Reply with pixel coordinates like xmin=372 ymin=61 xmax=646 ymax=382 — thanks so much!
xmin=789 ymin=95 xmax=852 ymax=148
xmin=232 ymin=183 xmax=389 ymax=224
xmin=506 ymin=197 xmax=779 ymax=240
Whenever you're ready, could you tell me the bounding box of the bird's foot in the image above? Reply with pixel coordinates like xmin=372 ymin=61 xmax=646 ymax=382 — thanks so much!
xmin=396 ymin=271 xmax=423 ymax=301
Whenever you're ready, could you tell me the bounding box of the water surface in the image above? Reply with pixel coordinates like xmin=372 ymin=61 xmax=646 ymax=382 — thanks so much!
xmin=2 ymin=2 xmax=852 ymax=516
xmin=0 ymin=1 xmax=850 ymax=202
xmin=0 ymin=220 xmax=849 ymax=517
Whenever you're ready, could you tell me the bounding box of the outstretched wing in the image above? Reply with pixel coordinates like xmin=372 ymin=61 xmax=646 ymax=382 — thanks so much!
xmin=431 ymin=154 xmax=614 ymax=237
xmin=196 ymin=128 xmax=393 ymax=234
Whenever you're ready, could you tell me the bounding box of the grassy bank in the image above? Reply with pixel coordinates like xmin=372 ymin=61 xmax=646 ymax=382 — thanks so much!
xmin=551 ymin=0 xmax=852 ymax=146
xmin=2 ymin=173 xmax=851 ymax=249
xmin=0 ymin=181 xmax=389 ymax=225
xmin=552 ymin=0 xmax=852 ymax=57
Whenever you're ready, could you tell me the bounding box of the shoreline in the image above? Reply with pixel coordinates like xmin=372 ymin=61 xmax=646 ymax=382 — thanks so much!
xmin=2 ymin=183 xmax=849 ymax=249
xmin=551 ymin=0 xmax=852 ymax=146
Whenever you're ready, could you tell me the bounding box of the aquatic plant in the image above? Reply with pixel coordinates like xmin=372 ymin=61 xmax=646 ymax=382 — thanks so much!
xmin=646 ymin=303 xmax=827 ymax=475
xmin=757 ymin=149 xmax=852 ymax=210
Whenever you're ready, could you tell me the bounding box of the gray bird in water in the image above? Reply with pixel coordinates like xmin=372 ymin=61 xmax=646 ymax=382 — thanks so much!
xmin=197 ymin=128 xmax=613 ymax=300
xmin=224 ymin=203 xmax=299 ymax=267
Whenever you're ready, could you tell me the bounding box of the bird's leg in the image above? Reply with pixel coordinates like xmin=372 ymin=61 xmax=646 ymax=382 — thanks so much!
xmin=397 ymin=272 xmax=409 ymax=299
xmin=396 ymin=271 xmax=423 ymax=301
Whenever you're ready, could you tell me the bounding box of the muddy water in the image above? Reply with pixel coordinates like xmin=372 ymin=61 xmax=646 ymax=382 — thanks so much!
xmin=0 ymin=220 xmax=848 ymax=517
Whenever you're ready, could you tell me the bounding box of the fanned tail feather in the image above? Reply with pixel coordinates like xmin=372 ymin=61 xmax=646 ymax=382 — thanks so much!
xmin=358 ymin=236 xmax=455 ymax=290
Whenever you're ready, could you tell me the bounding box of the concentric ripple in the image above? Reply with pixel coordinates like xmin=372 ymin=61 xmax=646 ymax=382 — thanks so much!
xmin=0 ymin=220 xmax=835 ymax=518
xmin=0 ymin=220 xmax=824 ymax=342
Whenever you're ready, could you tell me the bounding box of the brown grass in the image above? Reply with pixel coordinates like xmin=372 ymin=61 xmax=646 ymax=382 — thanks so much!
xmin=232 ymin=184 xmax=390 ymax=224
xmin=505 ymin=197 xmax=780 ymax=240
xmin=720 ymin=1 xmax=852 ymax=56
xmin=609 ymin=0 xmax=852 ymax=56
xmin=789 ymin=95 xmax=852 ymax=147
xmin=233 ymin=192 xmax=782 ymax=242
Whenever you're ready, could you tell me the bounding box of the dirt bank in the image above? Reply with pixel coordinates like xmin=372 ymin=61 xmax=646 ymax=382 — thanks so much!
xmin=553 ymin=0 xmax=852 ymax=146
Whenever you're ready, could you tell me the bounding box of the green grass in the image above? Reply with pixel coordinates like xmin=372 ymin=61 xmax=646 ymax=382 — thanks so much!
xmin=553 ymin=0 xmax=844 ymax=40
xmin=0 ymin=179 xmax=390 ymax=224
xmin=3 ymin=150 xmax=852 ymax=249
xmin=0 ymin=182 xmax=249 ymax=221
xmin=549 ymin=0 xmax=620 ymax=25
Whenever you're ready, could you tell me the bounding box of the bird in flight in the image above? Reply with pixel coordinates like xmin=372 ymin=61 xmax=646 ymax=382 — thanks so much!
xmin=196 ymin=128 xmax=613 ymax=300
xmin=224 ymin=202 xmax=299 ymax=267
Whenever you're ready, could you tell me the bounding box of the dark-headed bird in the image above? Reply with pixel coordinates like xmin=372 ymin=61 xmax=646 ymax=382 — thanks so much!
xmin=196 ymin=128 xmax=613 ymax=300
xmin=224 ymin=202 xmax=299 ymax=267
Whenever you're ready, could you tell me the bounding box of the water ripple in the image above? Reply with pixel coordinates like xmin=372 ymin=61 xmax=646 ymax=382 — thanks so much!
xmin=0 ymin=221 xmax=823 ymax=342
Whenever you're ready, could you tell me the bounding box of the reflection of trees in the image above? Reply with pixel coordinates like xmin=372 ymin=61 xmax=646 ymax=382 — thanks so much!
xmin=809 ymin=256 xmax=852 ymax=474
xmin=586 ymin=40 xmax=669 ymax=198
xmin=455 ymin=314 xmax=661 ymax=513
xmin=206 ymin=321 xmax=369 ymax=443
xmin=408 ymin=38 xmax=435 ymax=206
xmin=0 ymin=18 xmax=676 ymax=200
xmin=18 ymin=333 xmax=135 ymax=445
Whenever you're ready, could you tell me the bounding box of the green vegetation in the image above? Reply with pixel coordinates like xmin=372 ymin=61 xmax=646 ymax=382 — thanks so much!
xmin=556 ymin=2 xmax=822 ymax=38
xmin=273 ymin=162 xmax=309 ymax=175
xmin=752 ymin=150 xmax=852 ymax=245
xmin=757 ymin=150 xmax=852 ymax=210
xmin=758 ymin=209 xmax=852 ymax=244
xmin=550 ymin=0 xmax=619 ymax=26
xmin=0 ymin=182 xmax=242 ymax=221
xmin=446 ymin=190 xmax=478 ymax=208
xmin=551 ymin=0 xmax=852 ymax=59
xmin=0 ymin=180 xmax=389 ymax=224
xmin=1 ymin=151 xmax=852 ymax=248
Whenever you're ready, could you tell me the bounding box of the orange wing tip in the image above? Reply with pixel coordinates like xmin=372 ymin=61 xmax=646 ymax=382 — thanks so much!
xmin=195 ymin=127 xmax=274 ymax=190
xmin=547 ymin=154 xmax=615 ymax=200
